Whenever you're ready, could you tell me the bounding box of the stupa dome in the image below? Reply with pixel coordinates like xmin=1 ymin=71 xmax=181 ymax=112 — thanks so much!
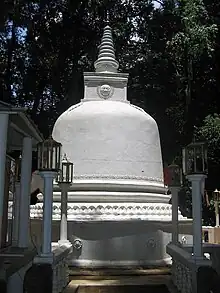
xmin=53 ymin=100 xmax=163 ymax=183
xmin=52 ymin=23 xmax=167 ymax=200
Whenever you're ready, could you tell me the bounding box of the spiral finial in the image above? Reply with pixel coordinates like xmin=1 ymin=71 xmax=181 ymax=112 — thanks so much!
xmin=94 ymin=20 xmax=119 ymax=73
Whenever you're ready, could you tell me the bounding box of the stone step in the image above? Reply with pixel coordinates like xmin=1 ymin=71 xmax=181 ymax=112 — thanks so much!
xmin=68 ymin=267 xmax=171 ymax=277
xmin=63 ymin=274 xmax=173 ymax=293
xmin=68 ymin=285 xmax=170 ymax=293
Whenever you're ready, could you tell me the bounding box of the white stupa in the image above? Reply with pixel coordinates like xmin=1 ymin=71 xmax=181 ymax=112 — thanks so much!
xmin=30 ymin=22 xmax=192 ymax=267
xmin=53 ymin=24 xmax=168 ymax=203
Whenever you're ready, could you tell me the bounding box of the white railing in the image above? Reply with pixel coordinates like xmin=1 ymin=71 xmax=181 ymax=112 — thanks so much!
xmin=183 ymin=243 xmax=220 ymax=276
xmin=167 ymin=243 xmax=212 ymax=293
xmin=202 ymin=226 xmax=220 ymax=244
xmin=52 ymin=243 xmax=72 ymax=293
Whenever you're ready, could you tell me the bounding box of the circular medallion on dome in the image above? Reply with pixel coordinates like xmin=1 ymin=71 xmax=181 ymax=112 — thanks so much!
xmin=97 ymin=84 xmax=114 ymax=99
xmin=73 ymin=238 xmax=83 ymax=250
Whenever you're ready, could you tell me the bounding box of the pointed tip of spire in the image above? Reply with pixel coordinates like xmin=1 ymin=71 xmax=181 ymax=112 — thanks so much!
xmin=94 ymin=15 xmax=119 ymax=73
xmin=105 ymin=10 xmax=110 ymax=25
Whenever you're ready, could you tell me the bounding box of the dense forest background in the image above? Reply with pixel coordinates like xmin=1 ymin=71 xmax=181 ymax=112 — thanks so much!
xmin=1 ymin=1 xmax=220 ymax=202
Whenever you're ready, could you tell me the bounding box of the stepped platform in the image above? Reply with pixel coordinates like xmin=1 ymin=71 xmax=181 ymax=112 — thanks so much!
xmin=64 ymin=267 xmax=177 ymax=293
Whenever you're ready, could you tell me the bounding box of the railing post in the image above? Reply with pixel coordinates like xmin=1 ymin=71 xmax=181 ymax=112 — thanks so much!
xmin=40 ymin=171 xmax=57 ymax=255
xmin=170 ymin=186 xmax=180 ymax=244
xmin=58 ymin=182 xmax=71 ymax=247
xmin=12 ymin=182 xmax=21 ymax=246
xmin=18 ymin=137 xmax=32 ymax=248
xmin=0 ymin=113 xmax=9 ymax=246
xmin=187 ymin=174 xmax=207 ymax=259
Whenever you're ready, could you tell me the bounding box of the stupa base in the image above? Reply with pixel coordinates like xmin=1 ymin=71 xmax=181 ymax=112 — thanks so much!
xmin=67 ymin=224 xmax=192 ymax=268
xmin=69 ymin=258 xmax=172 ymax=268
xmin=27 ymin=201 xmax=193 ymax=268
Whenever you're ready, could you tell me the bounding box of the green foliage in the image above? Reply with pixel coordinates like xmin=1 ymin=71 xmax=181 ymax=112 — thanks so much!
xmin=168 ymin=0 xmax=217 ymax=60
xmin=196 ymin=114 xmax=220 ymax=165
xmin=166 ymin=0 xmax=218 ymax=145
xmin=0 ymin=0 xmax=220 ymax=169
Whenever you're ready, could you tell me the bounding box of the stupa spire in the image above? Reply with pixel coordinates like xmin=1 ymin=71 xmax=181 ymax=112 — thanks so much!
xmin=94 ymin=14 xmax=119 ymax=73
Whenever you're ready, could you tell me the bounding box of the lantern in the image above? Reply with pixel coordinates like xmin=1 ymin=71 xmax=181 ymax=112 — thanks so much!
xmin=167 ymin=164 xmax=182 ymax=187
xmin=213 ymin=189 xmax=220 ymax=202
xmin=182 ymin=141 xmax=208 ymax=175
xmin=37 ymin=135 xmax=62 ymax=172
xmin=57 ymin=154 xmax=73 ymax=184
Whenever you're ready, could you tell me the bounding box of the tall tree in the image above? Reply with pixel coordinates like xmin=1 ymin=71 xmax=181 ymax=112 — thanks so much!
xmin=166 ymin=0 xmax=218 ymax=142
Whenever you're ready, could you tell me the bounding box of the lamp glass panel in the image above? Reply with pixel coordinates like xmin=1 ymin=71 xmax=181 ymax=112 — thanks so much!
xmin=59 ymin=160 xmax=73 ymax=183
xmin=37 ymin=137 xmax=61 ymax=171
xmin=185 ymin=142 xmax=208 ymax=175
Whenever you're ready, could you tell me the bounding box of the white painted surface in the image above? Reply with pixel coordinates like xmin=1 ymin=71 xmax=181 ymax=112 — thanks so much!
xmin=18 ymin=137 xmax=32 ymax=248
xmin=53 ymin=101 xmax=164 ymax=185
xmin=58 ymin=183 xmax=71 ymax=245
xmin=30 ymin=202 xmax=188 ymax=221
xmin=40 ymin=171 xmax=57 ymax=254
xmin=49 ymin=23 xmax=193 ymax=268
xmin=51 ymin=185 xmax=169 ymax=203
xmin=12 ymin=182 xmax=21 ymax=246
xmin=29 ymin=218 xmax=193 ymax=267
xmin=94 ymin=25 xmax=119 ymax=73
xmin=215 ymin=201 xmax=219 ymax=227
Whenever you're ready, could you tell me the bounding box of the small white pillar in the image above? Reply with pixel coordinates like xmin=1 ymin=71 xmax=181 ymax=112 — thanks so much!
xmin=12 ymin=182 xmax=21 ymax=246
xmin=18 ymin=137 xmax=32 ymax=248
xmin=40 ymin=171 xmax=57 ymax=255
xmin=170 ymin=186 xmax=180 ymax=244
xmin=58 ymin=183 xmax=71 ymax=246
xmin=215 ymin=201 xmax=219 ymax=227
xmin=0 ymin=113 xmax=9 ymax=244
xmin=187 ymin=174 xmax=207 ymax=259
